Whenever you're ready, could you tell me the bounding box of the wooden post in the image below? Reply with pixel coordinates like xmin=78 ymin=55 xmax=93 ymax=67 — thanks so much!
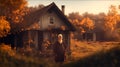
xmin=14 ymin=35 xmax=17 ymax=49
xmin=93 ymin=33 xmax=96 ymax=42
xmin=28 ymin=30 xmax=31 ymax=47
xmin=67 ymin=32 xmax=71 ymax=55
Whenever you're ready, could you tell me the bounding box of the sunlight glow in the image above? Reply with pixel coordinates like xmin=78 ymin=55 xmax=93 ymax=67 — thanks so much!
xmin=27 ymin=0 xmax=120 ymax=15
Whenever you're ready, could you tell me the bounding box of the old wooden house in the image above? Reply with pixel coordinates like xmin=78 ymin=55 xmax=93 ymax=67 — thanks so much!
xmin=1 ymin=2 xmax=75 ymax=50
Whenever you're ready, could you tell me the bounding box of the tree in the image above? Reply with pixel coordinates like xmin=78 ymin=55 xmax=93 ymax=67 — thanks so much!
xmin=0 ymin=16 xmax=10 ymax=37
xmin=29 ymin=4 xmax=44 ymax=12
xmin=0 ymin=0 xmax=28 ymax=37
xmin=68 ymin=12 xmax=82 ymax=21
xmin=104 ymin=5 xmax=120 ymax=41
xmin=68 ymin=12 xmax=95 ymax=40
xmin=0 ymin=0 xmax=28 ymax=23
xmin=80 ymin=17 xmax=94 ymax=33
xmin=105 ymin=5 xmax=120 ymax=31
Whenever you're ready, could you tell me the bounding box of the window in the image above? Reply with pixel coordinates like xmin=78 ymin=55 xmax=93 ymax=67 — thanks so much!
xmin=50 ymin=17 xmax=54 ymax=24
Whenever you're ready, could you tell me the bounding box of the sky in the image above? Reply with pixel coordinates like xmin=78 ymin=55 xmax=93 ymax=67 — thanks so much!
xmin=27 ymin=0 xmax=120 ymax=15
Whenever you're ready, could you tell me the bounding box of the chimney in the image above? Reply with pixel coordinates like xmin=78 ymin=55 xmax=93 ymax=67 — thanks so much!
xmin=61 ymin=5 xmax=65 ymax=14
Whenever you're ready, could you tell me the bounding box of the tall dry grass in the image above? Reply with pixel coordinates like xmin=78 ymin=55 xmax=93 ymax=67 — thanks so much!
xmin=0 ymin=40 xmax=120 ymax=67
xmin=63 ymin=39 xmax=120 ymax=67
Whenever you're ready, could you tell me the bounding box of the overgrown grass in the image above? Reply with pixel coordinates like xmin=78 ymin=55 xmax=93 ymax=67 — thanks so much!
xmin=0 ymin=40 xmax=120 ymax=67
xmin=63 ymin=40 xmax=120 ymax=67
xmin=63 ymin=46 xmax=120 ymax=67
xmin=70 ymin=39 xmax=120 ymax=60
xmin=0 ymin=43 xmax=56 ymax=67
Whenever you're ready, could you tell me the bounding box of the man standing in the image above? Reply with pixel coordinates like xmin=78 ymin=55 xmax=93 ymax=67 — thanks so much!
xmin=53 ymin=34 xmax=66 ymax=63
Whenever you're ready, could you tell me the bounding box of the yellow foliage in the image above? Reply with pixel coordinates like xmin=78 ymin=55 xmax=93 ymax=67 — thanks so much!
xmin=0 ymin=0 xmax=28 ymax=23
xmin=0 ymin=44 xmax=15 ymax=56
xmin=61 ymin=25 xmax=66 ymax=30
xmin=0 ymin=16 xmax=10 ymax=37
xmin=0 ymin=0 xmax=27 ymax=11
xmin=105 ymin=5 xmax=120 ymax=31
xmin=80 ymin=17 xmax=94 ymax=30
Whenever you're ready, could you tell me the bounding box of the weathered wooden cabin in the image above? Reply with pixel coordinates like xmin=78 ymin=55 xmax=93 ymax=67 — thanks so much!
xmin=2 ymin=2 xmax=75 ymax=50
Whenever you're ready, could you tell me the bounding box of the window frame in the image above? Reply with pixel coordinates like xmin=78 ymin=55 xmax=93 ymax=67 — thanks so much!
xmin=49 ymin=16 xmax=54 ymax=24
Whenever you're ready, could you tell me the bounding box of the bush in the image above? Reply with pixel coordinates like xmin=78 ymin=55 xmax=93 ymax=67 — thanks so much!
xmin=0 ymin=43 xmax=15 ymax=56
xmin=0 ymin=43 xmax=47 ymax=67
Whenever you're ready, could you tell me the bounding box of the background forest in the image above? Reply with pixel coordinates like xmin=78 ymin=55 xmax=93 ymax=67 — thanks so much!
xmin=68 ymin=5 xmax=120 ymax=41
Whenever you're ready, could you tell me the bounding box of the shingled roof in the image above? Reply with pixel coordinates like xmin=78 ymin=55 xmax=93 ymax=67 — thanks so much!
xmin=12 ymin=2 xmax=76 ymax=33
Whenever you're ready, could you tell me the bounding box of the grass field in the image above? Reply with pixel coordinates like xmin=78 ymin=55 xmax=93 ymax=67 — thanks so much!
xmin=70 ymin=39 xmax=120 ymax=60
xmin=0 ymin=39 xmax=120 ymax=67
xmin=63 ymin=39 xmax=120 ymax=67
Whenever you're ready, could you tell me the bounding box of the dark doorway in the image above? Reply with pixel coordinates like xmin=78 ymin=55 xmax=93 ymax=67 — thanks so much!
xmin=0 ymin=34 xmax=15 ymax=48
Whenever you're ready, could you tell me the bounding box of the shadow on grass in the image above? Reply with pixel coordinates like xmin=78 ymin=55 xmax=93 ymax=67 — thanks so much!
xmin=1 ymin=43 xmax=120 ymax=67
xmin=63 ymin=46 xmax=120 ymax=67
xmin=0 ymin=44 xmax=47 ymax=67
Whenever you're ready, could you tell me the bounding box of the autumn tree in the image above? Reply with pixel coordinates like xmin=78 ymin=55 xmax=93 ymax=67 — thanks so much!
xmin=68 ymin=12 xmax=95 ymax=40
xmin=0 ymin=0 xmax=28 ymax=37
xmin=68 ymin=5 xmax=120 ymax=41
xmin=0 ymin=16 xmax=10 ymax=37
xmin=68 ymin=12 xmax=82 ymax=39
xmin=105 ymin=5 xmax=120 ymax=31
xmin=68 ymin=12 xmax=94 ymax=33
xmin=0 ymin=0 xmax=28 ymax=23
xmin=29 ymin=4 xmax=44 ymax=12
xmin=80 ymin=17 xmax=94 ymax=33
xmin=68 ymin=12 xmax=82 ymax=21
xmin=104 ymin=5 xmax=120 ymax=41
